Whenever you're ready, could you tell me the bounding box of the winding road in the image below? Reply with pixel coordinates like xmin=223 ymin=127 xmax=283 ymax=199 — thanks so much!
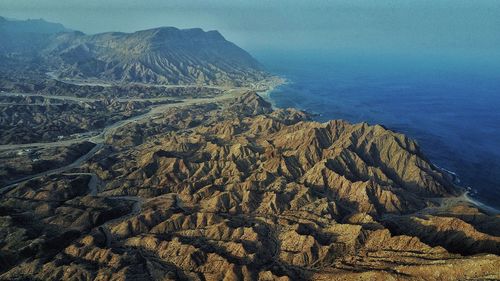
xmin=0 ymin=82 xmax=272 ymax=249
xmin=0 ymin=87 xmax=247 ymax=193
xmin=0 ymin=88 xmax=245 ymax=151
xmin=0 ymin=86 xmax=251 ymax=247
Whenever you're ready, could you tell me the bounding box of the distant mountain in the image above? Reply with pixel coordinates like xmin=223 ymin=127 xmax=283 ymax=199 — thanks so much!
xmin=0 ymin=17 xmax=69 ymax=55
xmin=0 ymin=17 xmax=268 ymax=86
xmin=44 ymin=27 xmax=267 ymax=85
xmin=0 ymin=16 xmax=68 ymax=34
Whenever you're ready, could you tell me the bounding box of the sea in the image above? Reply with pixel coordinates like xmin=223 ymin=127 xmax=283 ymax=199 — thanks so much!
xmin=256 ymin=50 xmax=500 ymax=210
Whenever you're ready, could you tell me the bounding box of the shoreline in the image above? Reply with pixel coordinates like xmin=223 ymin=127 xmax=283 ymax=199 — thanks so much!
xmin=255 ymin=76 xmax=287 ymax=108
xmin=462 ymin=191 xmax=500 ymax=215
xmin=434 ymin=162 xmax=500 ymax=215
xmin=428 ymin=190 xmax=500 ymax=216
xmin=257 ymin=75 xmax=499 ymax=216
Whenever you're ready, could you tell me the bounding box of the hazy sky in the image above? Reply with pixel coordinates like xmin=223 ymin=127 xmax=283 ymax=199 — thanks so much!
xmin=1 ymin=0 xmax=499 ymax=56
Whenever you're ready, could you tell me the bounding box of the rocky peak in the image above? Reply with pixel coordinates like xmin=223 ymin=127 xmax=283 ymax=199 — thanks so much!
xmin=132 ymin=27 xmax=226 ymax=45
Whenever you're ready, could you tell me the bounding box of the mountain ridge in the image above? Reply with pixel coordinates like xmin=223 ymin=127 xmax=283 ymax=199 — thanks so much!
xmin=1 ymin=92 xmax=499 ymax=280
xmin=0 ymin=17 xmax=69 ymax=34
xmin=0 ymin=17 xmax=268 ymax=86
xmin=1 ymin=15 xmax=499 ymax=281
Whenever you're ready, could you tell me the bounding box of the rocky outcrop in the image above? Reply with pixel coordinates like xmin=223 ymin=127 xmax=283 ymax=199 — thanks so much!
xmin=0 ymin=175 xmax=133 ymax=275
xmin=384 ymin=214 xmax=500 ymax=255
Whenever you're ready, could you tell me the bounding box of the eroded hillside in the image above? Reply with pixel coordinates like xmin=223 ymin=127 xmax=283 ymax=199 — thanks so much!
xmin=0 ymin=17 xmax=268 ymax=86
xmin=1 ymin=93 xmax=499 ymax=280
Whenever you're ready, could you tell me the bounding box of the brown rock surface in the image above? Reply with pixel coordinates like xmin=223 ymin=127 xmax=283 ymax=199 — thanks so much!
xmin=1 ymin=93 xmax=499 ymax=280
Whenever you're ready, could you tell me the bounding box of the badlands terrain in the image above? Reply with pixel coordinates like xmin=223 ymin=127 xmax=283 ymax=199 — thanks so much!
xmin=0 ymin=17 xmax=499 ymax=281
xmin=1 ymin=90 xmax=499 ymax=280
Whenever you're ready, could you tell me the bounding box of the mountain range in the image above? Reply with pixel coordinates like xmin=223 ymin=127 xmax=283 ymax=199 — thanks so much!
xmin=1 ymin=16 xmax=499 ymax=281
xmin=0 ymin=17 xmax=267 ymax=86
xmin=2 ymin=93 xmax=500 ymax=280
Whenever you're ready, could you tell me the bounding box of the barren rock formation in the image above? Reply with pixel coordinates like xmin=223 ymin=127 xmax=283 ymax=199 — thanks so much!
xmin=1 ymin=92 xmax=498 ymax=280
xmin=0 ymin=175 xmax=133 ymax=275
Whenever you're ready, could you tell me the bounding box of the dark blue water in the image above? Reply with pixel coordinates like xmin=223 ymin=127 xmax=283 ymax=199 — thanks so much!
xmin=257 ymin=51 xmax=500 ymax=209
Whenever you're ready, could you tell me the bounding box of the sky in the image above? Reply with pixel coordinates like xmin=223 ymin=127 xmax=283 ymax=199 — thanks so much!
xmin=1 ymin=0 xmax=500 ymax=57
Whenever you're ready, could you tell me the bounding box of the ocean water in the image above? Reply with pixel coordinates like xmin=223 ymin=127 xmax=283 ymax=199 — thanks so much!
xmin=257 ymin=51 xmax=500 ymax=209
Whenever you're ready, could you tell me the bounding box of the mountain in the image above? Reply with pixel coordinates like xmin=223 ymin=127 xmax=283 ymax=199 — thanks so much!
xmin=44 ymin=27 xmax=267 ymax=85
xmin=0 ymin=17 xmax=268 ymax=86
xmin=0 ymin=17 xmax=69 ymax=55
xmin=1 ymin=16 xmax=498 ymax=281
xmin=1 ymin=93 xmax=499 ymax=280
xmin=0 ymin=16 xmax=68 ymax=34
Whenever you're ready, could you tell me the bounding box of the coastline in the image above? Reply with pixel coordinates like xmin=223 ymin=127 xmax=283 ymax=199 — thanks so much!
xmin=426 ymin=190 xmax=500 ymax=216
xmin=258 ymin=75 xmax=499 ymax=216
xmin=255 ymin=76 xmax=287 ymax=108
xmin=434 ymin=162 xmax=500 ymax=215
xmin=462 ymin=191 xmax=500 ymax=215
